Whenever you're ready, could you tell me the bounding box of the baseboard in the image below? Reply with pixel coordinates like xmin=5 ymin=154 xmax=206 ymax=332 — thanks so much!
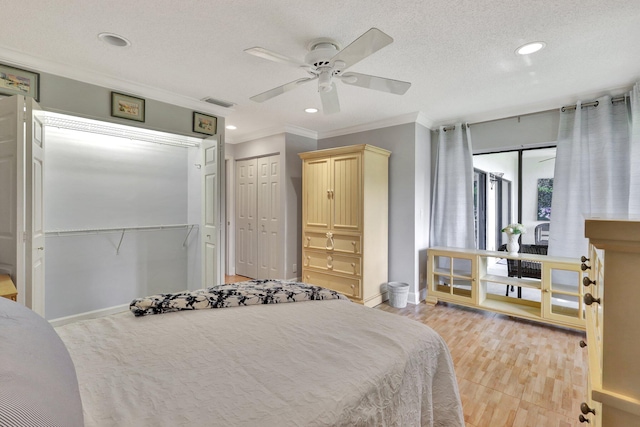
xmin=49 ymin=303 xmax=129 ymax=327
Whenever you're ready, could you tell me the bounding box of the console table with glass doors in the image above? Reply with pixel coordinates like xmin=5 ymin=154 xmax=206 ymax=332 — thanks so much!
xmin=426 ymin=247 xmax=585 ymax=330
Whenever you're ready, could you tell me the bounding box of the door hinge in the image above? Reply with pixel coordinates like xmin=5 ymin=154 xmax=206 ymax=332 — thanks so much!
xmin=23 ymin=232 xmax=28 ymax=242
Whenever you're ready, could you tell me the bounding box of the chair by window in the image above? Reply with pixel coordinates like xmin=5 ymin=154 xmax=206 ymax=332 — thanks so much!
xmin=498 ymin=244 xmax=548 ymax=297
xmin=535 ymin=223 xmax=550 ymax=245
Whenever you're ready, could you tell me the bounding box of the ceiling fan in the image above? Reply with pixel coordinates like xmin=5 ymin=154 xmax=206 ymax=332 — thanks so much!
xmin=244 ymin=28 xmax=411 ymax=114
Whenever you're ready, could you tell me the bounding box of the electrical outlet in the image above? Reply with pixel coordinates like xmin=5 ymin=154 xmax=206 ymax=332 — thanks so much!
xmin=293 ymin=264 xmax=297 ymax=273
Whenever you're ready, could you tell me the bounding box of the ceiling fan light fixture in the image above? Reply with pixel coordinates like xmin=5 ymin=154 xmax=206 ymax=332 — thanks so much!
xmin=318 ymin=70 xmax=333 ymax=92
xmin=515 ymin=41 xmax=546 ymax=55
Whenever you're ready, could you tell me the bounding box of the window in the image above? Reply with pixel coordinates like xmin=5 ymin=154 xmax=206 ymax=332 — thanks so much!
xmin=472 ymin=147 xmax=556 ymax=250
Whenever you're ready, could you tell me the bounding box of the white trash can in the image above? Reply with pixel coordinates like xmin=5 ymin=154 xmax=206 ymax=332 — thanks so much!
xmin=387 ymin=282 xmax=409 ymax=308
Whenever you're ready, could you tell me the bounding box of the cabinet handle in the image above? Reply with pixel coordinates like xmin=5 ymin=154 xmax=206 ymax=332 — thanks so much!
xmin=583 ymin=277 xmax=596 ymax=287
xmin=304 ymin=256 xmax=310 ymax=267
xmin=578 ymin=414 xmax=590 ymax=423
xmin=580 ymin=402 xmax=596 ymax=416
xmin=581 ymin=256 xmax=590 ymax=262
xmin=351 ymin=241 xmax=357 ymax=252
xmin=325 ymin=232 xmax=334 ymax=250
xmin=584 ymin=293 xmax=601 ymax=306
xmin=327 ymin=256 xmax=333 ymax=270
xmin=579 ymin=340 xmax=587 ymax=348
xmin=581 ymin=263 xmax=591 ymax=271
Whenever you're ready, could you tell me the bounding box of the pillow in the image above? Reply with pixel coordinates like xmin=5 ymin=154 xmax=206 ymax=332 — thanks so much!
xmin=0 ymin=297 xmax=84 ymax=427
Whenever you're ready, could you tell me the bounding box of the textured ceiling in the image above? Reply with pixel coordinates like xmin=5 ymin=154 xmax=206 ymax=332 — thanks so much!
xmin=1 ymin=0 xmax=639 ymax=143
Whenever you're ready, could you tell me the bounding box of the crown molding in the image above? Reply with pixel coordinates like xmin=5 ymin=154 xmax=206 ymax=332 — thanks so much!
xmin=229 ymin=124 xmax=317 ymax=144
xmin=317 ymin=111 xmax=435 ymax=139
xmin=284 ymin=124 xmax=318 ymax=140
xmin=0 ymin=46 xmax=231 ymax=117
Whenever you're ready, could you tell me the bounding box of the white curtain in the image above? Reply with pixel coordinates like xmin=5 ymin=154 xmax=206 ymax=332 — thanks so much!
xmin=549 ymin=82 xmax=640 ymax=259
xmin=430 ymin=123 xmax=475 ymax=248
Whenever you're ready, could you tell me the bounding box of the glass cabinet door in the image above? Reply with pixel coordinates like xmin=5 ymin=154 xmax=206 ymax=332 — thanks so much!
xmin=542 ymin=261 xmax=584 ymax=328
xmin=429 ymin=252 xmax=475 ymax=303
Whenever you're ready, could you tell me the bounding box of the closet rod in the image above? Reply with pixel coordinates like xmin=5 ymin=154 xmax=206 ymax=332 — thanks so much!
xmin=45 ymin=224 xmax=199 ymax=237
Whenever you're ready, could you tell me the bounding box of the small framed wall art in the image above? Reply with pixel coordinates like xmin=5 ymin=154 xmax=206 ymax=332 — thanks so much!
xmin=193 ymin=112 xmax=217 ymax=136
xmin=111 ymin=92 xmax=145 ymax=122
xmin=0 ymin=63 xmax=40 ymax=101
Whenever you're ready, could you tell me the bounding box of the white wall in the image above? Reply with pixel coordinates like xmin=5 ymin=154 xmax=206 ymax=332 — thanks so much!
xmin=44 ymin=126 xmax=196 ymax=320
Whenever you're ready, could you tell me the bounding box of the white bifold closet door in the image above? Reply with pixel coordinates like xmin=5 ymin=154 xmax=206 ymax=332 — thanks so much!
xmin=235 ymin=155 xmax=281 ymax=279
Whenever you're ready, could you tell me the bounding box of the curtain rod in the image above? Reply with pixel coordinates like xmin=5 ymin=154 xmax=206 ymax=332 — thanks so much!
xmin=560 ymin=95 xmax=628 ymax=112
xmin=435 ymin=94 xmax=630 ymax=131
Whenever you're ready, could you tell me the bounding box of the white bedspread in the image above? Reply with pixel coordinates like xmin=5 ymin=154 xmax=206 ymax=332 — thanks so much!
xmin=56 ymin=299 xmax=463 ymax=426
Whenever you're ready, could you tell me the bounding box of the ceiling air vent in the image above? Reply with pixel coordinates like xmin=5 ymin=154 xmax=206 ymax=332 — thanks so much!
xmin=201 ymin=97 xmax=235 ymax=108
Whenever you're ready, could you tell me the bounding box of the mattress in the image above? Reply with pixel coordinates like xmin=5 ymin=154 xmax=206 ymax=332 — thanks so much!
xmin=56 ymin=299 xmax=464 ymax=426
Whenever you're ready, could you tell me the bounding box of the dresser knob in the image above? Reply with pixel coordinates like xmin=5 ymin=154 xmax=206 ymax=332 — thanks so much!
xmin=584 ymin=293 xmax=601 ymax=306
xmin=583 ymin=277 xmax=596 ymax=287
xmin=580 ymin=402 xmax=596 ymax=415
xmin=581 ymin=256 xmax=589 ymax=263
xmin=579 ymin=340 xmax=587 ymax=348
xmin=581 ymin=263 xmax=591 ymax=271
xmin=579 ymin=414 xmax=590 ymax=423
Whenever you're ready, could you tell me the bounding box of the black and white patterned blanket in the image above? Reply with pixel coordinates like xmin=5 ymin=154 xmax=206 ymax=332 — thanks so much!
xmin=130 ymin=279 xmax=348 ymax=317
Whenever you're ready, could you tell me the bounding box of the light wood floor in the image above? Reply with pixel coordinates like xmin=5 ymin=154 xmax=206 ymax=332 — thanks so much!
xmin=225 ymin=275 xmax=252 ymax=283
xmin=224 ymin=275 xmax=586 ymax=426
xmin=378 ymin=301 xmax=587 ymax=427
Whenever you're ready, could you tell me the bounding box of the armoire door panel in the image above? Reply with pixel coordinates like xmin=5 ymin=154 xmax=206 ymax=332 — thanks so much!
xmin=331 ymin=154 xmax=361 ymax=231
xmin=303 ymin=158 xmax=330 ymax=230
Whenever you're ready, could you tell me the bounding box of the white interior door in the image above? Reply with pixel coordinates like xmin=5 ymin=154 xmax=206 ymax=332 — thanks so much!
xmin=0 ymin=96 xmax=22 ymax=299
xmin=257 ymin=155 xmax=281 ymax=279
xmin=235 ymin=158 xmax=257 ymax=278
xmin=202 ymin=136 xmax=220 ymax=287
xmin=0 ymin=96 xmax=44 ymax=313
xmin=25 ymin=98 xmax=45 ymax=315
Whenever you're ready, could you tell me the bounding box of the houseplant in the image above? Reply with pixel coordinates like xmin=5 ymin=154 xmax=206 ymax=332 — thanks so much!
xmin=501 ymin=223 xmax=527 ymax=254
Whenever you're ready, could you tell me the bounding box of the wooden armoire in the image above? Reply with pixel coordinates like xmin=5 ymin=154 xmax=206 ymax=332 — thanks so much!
xmin=299 ymin=144 xmax=390 ymax=307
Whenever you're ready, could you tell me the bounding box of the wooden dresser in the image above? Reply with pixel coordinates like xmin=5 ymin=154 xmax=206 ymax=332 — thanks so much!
xmin=0 ymin=274 xmax=18 ymax=301
xmin=582 ymin=219 xmax=640 ymax=425
xmin=299 ymin=144 xmax=390 ymax=307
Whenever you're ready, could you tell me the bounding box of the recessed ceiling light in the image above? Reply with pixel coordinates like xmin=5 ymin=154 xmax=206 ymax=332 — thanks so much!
xmin=226 ymin=125 xmax=237 ymax=130
xmin=98 ymin=32 xmax=131 ymax=47
xmin=305 ymin=108 xmax=318 ymax=113
xmin=515 ymin=41 xmax=546 ymax=55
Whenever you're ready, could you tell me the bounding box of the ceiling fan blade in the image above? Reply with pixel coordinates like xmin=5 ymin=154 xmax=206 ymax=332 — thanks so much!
xmin=330 ymin=28 xmax=393 ymax=70
xmin=320 ymin=84 xmax=340 ymax=115
xmin=250 ymin=77 xmax=316 ymax=103
xmin=340 ymin=72 xmax=411 ymax=95
xmin=244 ymin=47 xmax=309 ymax=68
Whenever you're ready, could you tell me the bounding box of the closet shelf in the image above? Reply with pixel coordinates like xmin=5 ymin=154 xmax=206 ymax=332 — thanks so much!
xmin=45 ymin=224 xmax=199 ymax=254
xmin=45 ymin=224 xmax=199 ymax=236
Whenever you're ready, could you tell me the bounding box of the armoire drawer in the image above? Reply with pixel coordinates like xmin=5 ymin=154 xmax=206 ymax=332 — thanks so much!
xmin=303 ymin=250 xmax=361 ymax=276
xmin=302 ymin=269 xmax=361 ymax=299
xmin=303 ymin=232 xmax=361 ymax=254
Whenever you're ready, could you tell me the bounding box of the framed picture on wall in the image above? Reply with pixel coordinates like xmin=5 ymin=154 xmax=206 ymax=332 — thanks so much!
xmin=193 ymin=112 xmax=217 ymax=135
xmin=0 ymin=63 xmax=40 ymax=101
xmin=111 ymin=92 xmax=145 ymax=122
xmin=537 ymin=178 xmax=553 ymax=220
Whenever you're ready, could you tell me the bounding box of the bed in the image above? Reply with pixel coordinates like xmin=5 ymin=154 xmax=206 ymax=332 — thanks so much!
xmin=2 ymin=280 xmax=464 ymax=427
